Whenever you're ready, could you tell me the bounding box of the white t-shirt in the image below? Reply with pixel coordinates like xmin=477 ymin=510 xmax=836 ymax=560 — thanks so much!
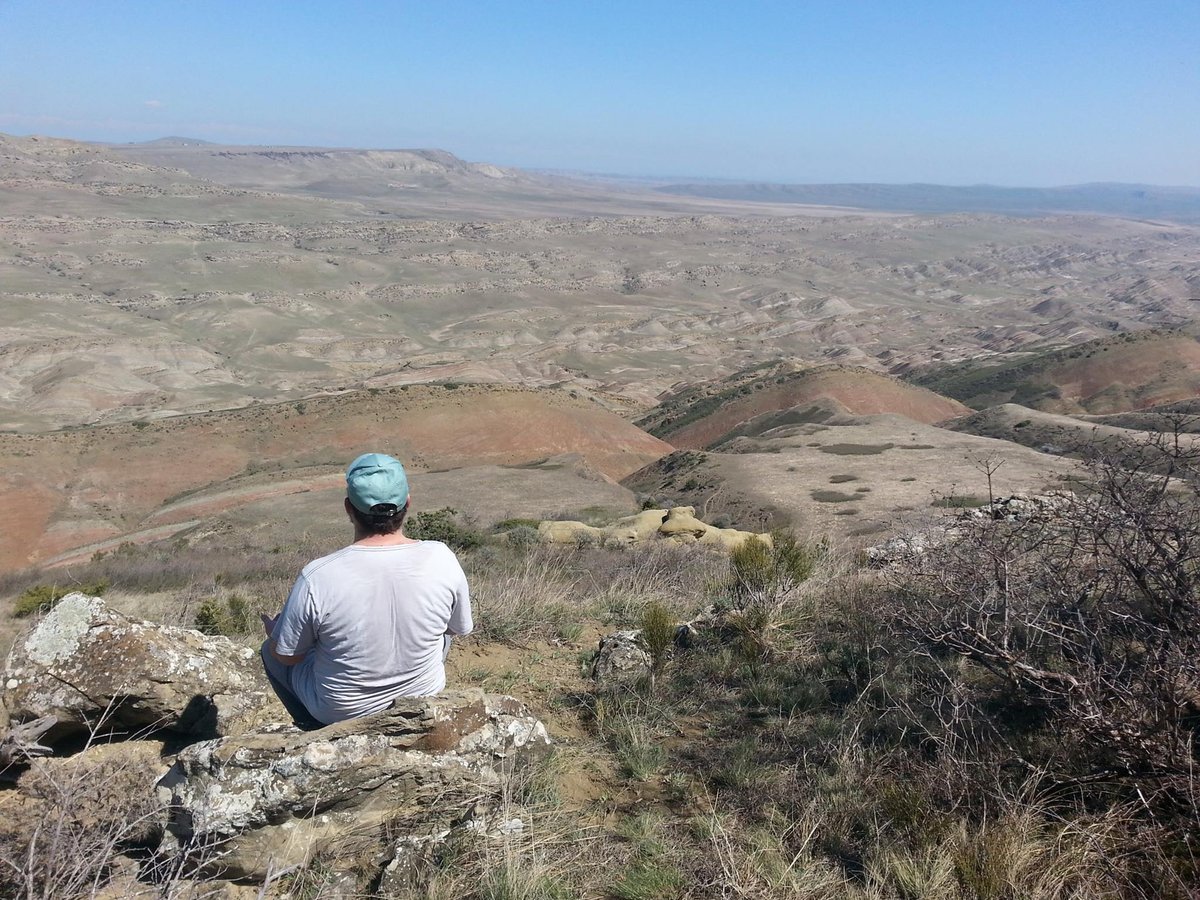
xmin=272 ymin=540 xmax=472 ymax=724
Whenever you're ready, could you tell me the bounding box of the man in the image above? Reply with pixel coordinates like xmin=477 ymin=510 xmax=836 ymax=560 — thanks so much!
xmin=260 ymin=452 xmax=473 ymax=729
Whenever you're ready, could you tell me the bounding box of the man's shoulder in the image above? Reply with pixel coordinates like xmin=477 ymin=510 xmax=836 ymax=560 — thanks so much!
xmin=300 ymin=541 xmax=461 ymax=578
xmin=416 ymin=540 xmax=467 ymax=571
xmin=300 ymin=545 xmax=359 ymax=579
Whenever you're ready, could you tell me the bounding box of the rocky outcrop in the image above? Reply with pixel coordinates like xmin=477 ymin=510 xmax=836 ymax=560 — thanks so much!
xmin=1 ymin=594 xmax=277 ymax=744
xmin=156 ymin=689 xmax=552 ymax=881
xmin=0 ymin=596 xmax=554 ymax=892
xmin=539 ymin=506 xmax=770 ymax=550
xmin=865 ymin=492 xmax=1078 ymax=566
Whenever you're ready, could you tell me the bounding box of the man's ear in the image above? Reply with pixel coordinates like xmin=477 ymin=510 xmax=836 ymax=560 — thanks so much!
xmin=344 ymin=497 xmax=355 ymax=517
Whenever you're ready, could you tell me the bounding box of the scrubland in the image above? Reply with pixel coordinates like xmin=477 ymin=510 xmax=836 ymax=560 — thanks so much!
xmin=3 ymin=431 xmax=1198 ymax=899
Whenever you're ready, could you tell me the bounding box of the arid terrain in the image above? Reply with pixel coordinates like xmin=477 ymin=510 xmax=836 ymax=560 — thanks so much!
xmin=3 ymin=132 xmax=1200 ymax=899
xmin=4 ymin=133 xmax=1199 ymax=434
xmin=3 ymin=131 xmax=1200 ymax=572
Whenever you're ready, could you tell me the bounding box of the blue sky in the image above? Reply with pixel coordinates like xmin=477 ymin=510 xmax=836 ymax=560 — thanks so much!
xmin=1 ymin=0 xmax=1197 ymax=185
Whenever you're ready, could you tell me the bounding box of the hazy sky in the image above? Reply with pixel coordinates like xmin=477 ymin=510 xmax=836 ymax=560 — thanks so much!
xmin=2 ymin=0 xmax=1197 ymax=185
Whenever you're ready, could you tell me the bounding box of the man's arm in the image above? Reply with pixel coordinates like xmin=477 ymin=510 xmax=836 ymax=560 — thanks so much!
xmin=445 ymin=562 xmax=473 ymax=637
xmin=261 ymin=613 xmax=308 ymax=666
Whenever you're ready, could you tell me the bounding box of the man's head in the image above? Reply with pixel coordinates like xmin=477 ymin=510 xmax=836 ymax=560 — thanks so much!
xmin=345 ymin=452 xmax=410 ymax=535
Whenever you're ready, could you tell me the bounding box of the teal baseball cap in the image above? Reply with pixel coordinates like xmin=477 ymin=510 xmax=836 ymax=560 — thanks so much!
xmin=346 ymin=453 xmax=409 ymax=515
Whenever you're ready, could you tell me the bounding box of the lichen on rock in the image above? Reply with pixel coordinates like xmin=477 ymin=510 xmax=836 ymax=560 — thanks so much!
xmin=0 ymin=593 xmax=277 ymax=744
xmin=155 ymin=688 xmax=552 ymax=881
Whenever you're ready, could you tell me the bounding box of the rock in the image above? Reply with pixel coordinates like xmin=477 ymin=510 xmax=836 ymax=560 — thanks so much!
xmin=865 ymin=492 xmax=1079 ymax=566
xmin=1 ymin=594 xmax=277 ymax=744
xmin=17 ymin=740 xmax=170 ymax=847
xmin=591 ymin=630 xmax=652 ymax=685
xmin=538 ymin=520 xmax=604 ymax=544
xmin=963 ymin=491 xmax=1075 ymax=522
xmin=864 ymin=529 xmax=949 ymax=567
xmin=607 ymin=508 xmax=671 ymax=543
xmin=656 ymin=506 xmax=709 ymax=540
xmin=155 ymin=688 xmax=551 ymax=882
xmin=537 ymin=507 xmax=772 ymax=550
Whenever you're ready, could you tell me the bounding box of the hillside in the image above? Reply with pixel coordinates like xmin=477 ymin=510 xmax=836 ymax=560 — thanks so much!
xmin=638 ymin=363 xmax=969 ymax=449
xmin=0 ymin=385 xmax=670 ymax=573
xmin=909 ymin=329 xmax=1200 ymax=413
xmin=1081 ymin=397 xmax=1200 ymax=433
xmin=623 ymin=411 xmax=1078 ymax=542
xmin=941 ymin=402 xmax=1180 ymax=457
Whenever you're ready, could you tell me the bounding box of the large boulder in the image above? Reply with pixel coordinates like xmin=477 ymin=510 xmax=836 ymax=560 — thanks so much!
xmin=538 ymin=520 xmax=604 ymax=544
xmin=607 ymin=509 xmax=671 ymax=543
xmin=156 ymin=689 xmax=551 ymax=882
xmin=537 ymin=506 xmax=771 ymax=550
xmin=1 ymin=594 xmax=277 ymax=744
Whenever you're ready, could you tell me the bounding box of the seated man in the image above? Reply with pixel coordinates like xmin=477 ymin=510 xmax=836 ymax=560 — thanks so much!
xmin=261 ymin=452 xmax=473 ymax=728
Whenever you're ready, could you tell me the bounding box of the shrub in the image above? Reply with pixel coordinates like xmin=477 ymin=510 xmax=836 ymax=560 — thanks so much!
xmin=888 ymin=428 xmax=1200 ymax=869
xmin=502 ymin=525 xmax=541 ymax=549
xmin=638 ymin=602 xmax=676 ymax=690
xmin=13 ymin=580 xmax=109 ymax=618
xmin=407 ymin=507 xmax=485 ymax=551
xmin=728 ymin=532 xmax=816 ymax=616
xmin=193 ymin=593 xmax=254 ymax=636
xmin=492 ymin=517 xmax=542 ymax=533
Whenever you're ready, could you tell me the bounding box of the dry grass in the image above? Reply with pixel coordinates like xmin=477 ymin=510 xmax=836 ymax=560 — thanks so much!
xmin=464 ymin=546 xmax=581 ymax=643
xmin=3 ymin=518 xmax=1196 ymax=897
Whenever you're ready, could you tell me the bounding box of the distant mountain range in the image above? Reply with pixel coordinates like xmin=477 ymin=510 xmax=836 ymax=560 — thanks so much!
xmin=656 ymin=181 xmax=1200 ymax=223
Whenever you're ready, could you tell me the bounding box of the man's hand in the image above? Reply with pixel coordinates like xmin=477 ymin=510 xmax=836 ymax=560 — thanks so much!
xmin=261 ymin=613 xmax=278 ymax=638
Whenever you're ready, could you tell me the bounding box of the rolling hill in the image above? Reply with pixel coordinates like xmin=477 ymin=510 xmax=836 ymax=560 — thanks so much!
xmin=638 ymin=363 xmax=970 ymax=449
xmin=0 ymin=385 xmax=671 ymax=573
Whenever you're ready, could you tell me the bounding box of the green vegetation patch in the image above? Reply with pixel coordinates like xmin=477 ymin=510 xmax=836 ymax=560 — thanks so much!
xmin=491 ymin=517 xmax=542 ymax=532
xmin=931 ymin=494 xmax=989 ymax=509
xmin=811 ymin=490 xmax=859 ymax=503
xmin=14 ymin=580 xmax=110 ymax=618
xmin=818 ymin=442 xmax=895 ymax=456
xmin=194 ymin=593 xmax=256 ymax=636
xmin=407 ymin=507 xmax=485 ymax=550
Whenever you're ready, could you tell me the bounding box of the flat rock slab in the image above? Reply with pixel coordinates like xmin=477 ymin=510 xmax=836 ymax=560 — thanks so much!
xmin=156 ymin=689 xmax=551 ymax=881
xmin=1 ymin=594 xmax=275 ymax=743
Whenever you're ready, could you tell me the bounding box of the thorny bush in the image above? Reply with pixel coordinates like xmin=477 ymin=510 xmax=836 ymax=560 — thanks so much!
xmin=889 ymin=427 xmax=1200 ymax=875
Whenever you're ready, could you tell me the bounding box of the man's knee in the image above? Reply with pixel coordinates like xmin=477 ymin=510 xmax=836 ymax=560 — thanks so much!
xmin=260 ymin=639 xmax=287 ymax=683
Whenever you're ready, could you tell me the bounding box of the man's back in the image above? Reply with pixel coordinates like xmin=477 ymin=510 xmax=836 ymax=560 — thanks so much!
xmin=272 ymin=540 xmax=472 ymax=724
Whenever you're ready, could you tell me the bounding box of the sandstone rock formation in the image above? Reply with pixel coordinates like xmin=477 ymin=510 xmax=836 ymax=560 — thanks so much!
xmin=538 ymin=506 xmax=770 ymax=550
xmin=1 ymin=594 xmax=276 ymax=744
xmin=156 ymin=689 xmax=552 ymax=881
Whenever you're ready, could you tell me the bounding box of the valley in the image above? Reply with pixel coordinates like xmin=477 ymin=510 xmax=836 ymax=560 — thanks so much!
xmin=3 ymin=132 xmax=1200 ymax=574
xmin=3 ymin=132 xmax=1200 ymax=900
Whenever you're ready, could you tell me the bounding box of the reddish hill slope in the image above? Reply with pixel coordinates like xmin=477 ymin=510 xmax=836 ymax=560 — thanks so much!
xmin=638 ymin=363 xmax=969 ymax=450
xmin=0 ymin=385 xmax=671 ymax=573
xmin=911 ymin=330 xmax=1200 ymax=414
